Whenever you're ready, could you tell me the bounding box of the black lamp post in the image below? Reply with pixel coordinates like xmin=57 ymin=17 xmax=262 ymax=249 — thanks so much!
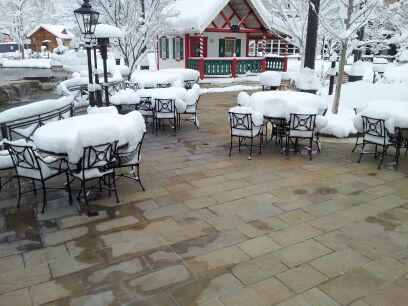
xmin=304 ymin=0 xmax=320 ymax=70
xmin=97 ymin=37 xmax=110 ymax=104
xmin=74 ymin=0 xmax=100 ymax=107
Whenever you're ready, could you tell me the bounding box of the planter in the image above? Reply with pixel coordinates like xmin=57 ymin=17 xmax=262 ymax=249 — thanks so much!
xmin=348 ymin=75 xmax=363 ymax=82
xmin=297 ymin=88 xmax=318 ymax=95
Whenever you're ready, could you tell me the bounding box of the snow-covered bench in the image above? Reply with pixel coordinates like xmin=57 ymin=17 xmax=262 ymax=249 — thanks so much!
xmin=0 ymin=96 xmax=74 ymax=142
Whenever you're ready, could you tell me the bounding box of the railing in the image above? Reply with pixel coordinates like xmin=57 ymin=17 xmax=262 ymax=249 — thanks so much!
xmin=265 ymin=56 xmax=285 ymax=71
xmin=188 ymin=56 xmax=286 ymax=78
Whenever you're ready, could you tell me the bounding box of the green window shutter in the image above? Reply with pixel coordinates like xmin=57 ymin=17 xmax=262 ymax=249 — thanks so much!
xmin=235 ymin=39 xmax=241 ymax=57
xmin=159 ymin=38 xmax=163 ymax=58
xmin=219 ymin=39 xmax=225 ymax=57
xmin=166 ymin=38 xmax=169 ymax=59
xmin=180 ymin=38 xmax=184 ymax=60
xmin=172 ymin=38 xmax=176 ymax=59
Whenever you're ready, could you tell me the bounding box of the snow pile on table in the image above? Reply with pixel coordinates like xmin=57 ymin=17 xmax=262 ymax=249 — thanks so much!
xmin=34 ymin=112 xmax=146 ymax=163
xmin=0 ymin=96 xmax=73 ymax=124
xmin=87 ymin=106 xmax=118 ymax=114
xmin=131 ymin=71 xmax=179 ymax=88
xmin=294 ymin=68 xmax=320 ymax=90
xmin=229 ymin=106 xmax=264 ymax=127
xmin=2 ymin=58 xmax=51 ymax=69
xmin=319 ymin=110 xmax=357 ymax=138
xmin=160 ymin=68 xmax=200 ymax=82
xmin=110 ymin=89 xmax=141 ymax=105
xmin=259 ymin=71 xmax=282 ymax=87
xmin=383 ymin=64 xmax=408 ymax=83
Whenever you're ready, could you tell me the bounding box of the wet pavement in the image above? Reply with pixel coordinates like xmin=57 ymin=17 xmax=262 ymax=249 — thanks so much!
xmin=0 ymin=91 xmax=407 ymax=305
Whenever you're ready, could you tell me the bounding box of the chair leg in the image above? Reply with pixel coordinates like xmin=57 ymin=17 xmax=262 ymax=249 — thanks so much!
xmin=249 ymin=137 xmax=253 ymax=160
xmin=378 ymin=147 xmax=386 ymax=169
xmin=238 ymin=137 xmax=241 ymax=152
xmin=32 ymin=180 xmax=37 ymax=196
xmin=285 ymin=136 xmax=289 ymax=159
xmin=66 ymin=172 xmax=72 ymax=204
xmin=174 ymin=117 xmax=176 ymax=136
xmin=358 ymin=143 xmax=365 ymax=163
xmin=309 ymin=139 xmax=313 ymax=161
xmin=352 ymin=134 xmax=360 ymax=152
xmin=41 ymin=181 xmax=47 ymax=214
xmin=135 ymin=165 xmax=145 ymax=191
xmin=229 ymin=135 xmax=233 ymax=157
xmin=259 ymin=134 xmax=262 ymax=155
xmin=17 ymin=177 xmax=22 ymax=209
xmin=112 ymin=172 xmax=120 ymax=203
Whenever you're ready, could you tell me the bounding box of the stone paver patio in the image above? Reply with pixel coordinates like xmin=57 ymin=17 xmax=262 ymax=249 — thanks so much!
xmin=1 ymin=91 xmax=408 ymax=306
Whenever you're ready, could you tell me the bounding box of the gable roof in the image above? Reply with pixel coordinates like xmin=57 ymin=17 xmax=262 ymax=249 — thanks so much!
xmin=166 ymin=0 xmax=288 ymax=35
xmin=28 ymin=24 xmax=75 ymax=40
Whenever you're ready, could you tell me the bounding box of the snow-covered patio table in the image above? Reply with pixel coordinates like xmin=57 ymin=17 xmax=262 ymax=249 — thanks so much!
xmin=160 ymin=68 xmax=200 ymax=83
xmin=130 ymin=71 xmax=179 ymax=89
xmin=245 ymin=91 xmax=328 ymax=132
xmin=33 ymin=112 xmax=146 ymax=163
xmin=137 ymin=87 xmax=188 ymax=113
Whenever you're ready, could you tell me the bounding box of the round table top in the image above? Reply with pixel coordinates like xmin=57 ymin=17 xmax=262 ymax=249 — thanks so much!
xmin=33 ymin=113 xmax=145 ymax=163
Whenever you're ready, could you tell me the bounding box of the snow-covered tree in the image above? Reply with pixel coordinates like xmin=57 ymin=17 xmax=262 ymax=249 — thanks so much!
xmin=0 ymin=0 xmax=47 ymax=58
xmin=388 ymin=0 xmax=408 ymax=46
xmin=91 ymin=0 xmax=175 ymax=76
xmin=319 ymin=0 xmax=386 ymax=114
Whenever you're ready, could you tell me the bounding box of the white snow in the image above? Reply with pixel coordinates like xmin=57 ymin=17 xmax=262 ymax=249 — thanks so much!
xmin=349 ymin=61 xmax=365 ymax=77
xmin=160 ymin=69 xmax=200 ymax=82
xmin=110 ymin=89 xmax=141 ymax=106
xmin=87 ymin=106 xmax=119 ymax=115
xmin=185 ymin=84 xmax=201 ymax=106
xmin=2 ymin=59 xmax=51 ymax=69
xmin=237 ymin=92 xmax=251 ymax=107
xmin=131 ymin=71 xmax=179 ymax=88
xmin=293 ymin=68 xmax=320 ymax=90
xmin=33 ymin=112 xmax=146 ymax=163
xmin=0 ymin=96 xmax=73 ymax=124
xmin=0 ymin=150 xmax=13 ymax=169
xmin=383 ymin=64 xmax=408 ymax=83
xmin=94 ymin=24 xmax=124 ymax=39
xmin=259 ymin=71 xmax=282 ymax=87
xmin=201 ymin=85 xmax=261 ymax=94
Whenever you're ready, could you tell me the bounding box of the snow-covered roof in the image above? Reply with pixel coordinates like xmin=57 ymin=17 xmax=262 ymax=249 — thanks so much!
xmin=166 ymin=0 xmax=277 ymax=34
xmin=28 ymin=24 xmax=75 ymax=40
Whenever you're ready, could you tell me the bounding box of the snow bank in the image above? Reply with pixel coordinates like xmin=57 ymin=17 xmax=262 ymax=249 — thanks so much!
xmin=383 ymin=64 xmax=408 ymax=83
xmin=259 ymin=71 xmax=282 ymax=87
xmin=229 ymin=106 xmax=264 ymax=127
xmin=2 ymin=58 xmax=51 ymax=69
xmin=0 ymin=96 xmax=73 ymax=124
xmin=110 ymin=89 xmax=141 ymax=105
xmin=294 ymin=68 xmax=320 ymax=90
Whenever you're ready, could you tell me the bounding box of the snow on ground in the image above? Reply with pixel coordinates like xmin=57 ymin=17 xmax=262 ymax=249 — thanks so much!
xmin=2 ymin=58 xmax=52 ymax=69
xmin=202 ymin=85 xmax=261 ymax=94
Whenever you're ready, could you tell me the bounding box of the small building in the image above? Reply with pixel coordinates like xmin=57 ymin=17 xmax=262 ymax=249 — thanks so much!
xmin=28 ymin=24 xmax=75 ymax=52
xmin=158 ymin=0 xmax=295 ymax=79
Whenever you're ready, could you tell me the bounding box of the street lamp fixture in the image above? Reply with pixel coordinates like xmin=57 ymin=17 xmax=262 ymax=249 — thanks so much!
xmin=74 ymin=0 xmax=100 ymax=107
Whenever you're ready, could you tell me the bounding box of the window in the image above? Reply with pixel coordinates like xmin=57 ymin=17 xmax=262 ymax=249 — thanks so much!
xmin=225 ymin=38 xmax=235 ymax=57
xmin=160 ymin=37 xmax=168 ymax=59
xmin=173 ymin=37 xmax=183 ymax=60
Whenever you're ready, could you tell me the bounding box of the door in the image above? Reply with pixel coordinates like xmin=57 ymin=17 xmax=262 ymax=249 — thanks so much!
xmin=190 ymin=37 xmax=208 ymax=57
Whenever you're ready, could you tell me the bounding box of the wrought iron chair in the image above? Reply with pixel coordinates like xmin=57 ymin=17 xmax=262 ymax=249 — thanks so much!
xmin=358 ymin=116 xmax=397 ymax=169
xmin=124 ymin=81 xmax=139 ymax=91
xmin=66 ymin=84 xmax=89 ymax=108
xmin=136 ymin=97 xmax=154 ymax=129
xmin=4 ymin=140 xmax=72 ymax=213
xmin=154 ymin=99 xmax=178 ymax=136
xmin=228 ymin=110 xmax=263 ymax=159
xmin=114 ymin=134 xmax=145 ymax=191
xmin=70 ymin=141 xmax=119 ymax=216
xmin=178 ymin=90 xmax=201 ymax=129
xmin=0 ymin=146 xmax=14 ymax=191
xmin=285 ymin=113 xmax=317 ymax=161
xmin=156 ymin=83 xmax=171 ymax=89
xmin=100 ymin=81 xmax=124 ymax=103
xmin=352 ymin=107 xmax=364 ymax=152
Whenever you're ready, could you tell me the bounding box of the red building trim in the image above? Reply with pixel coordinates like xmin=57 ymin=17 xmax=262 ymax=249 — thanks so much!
xmin=184 ymin=34 xmax=190 ymax=68
xmin=206 ymin=28 xmax=262 ymax=33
